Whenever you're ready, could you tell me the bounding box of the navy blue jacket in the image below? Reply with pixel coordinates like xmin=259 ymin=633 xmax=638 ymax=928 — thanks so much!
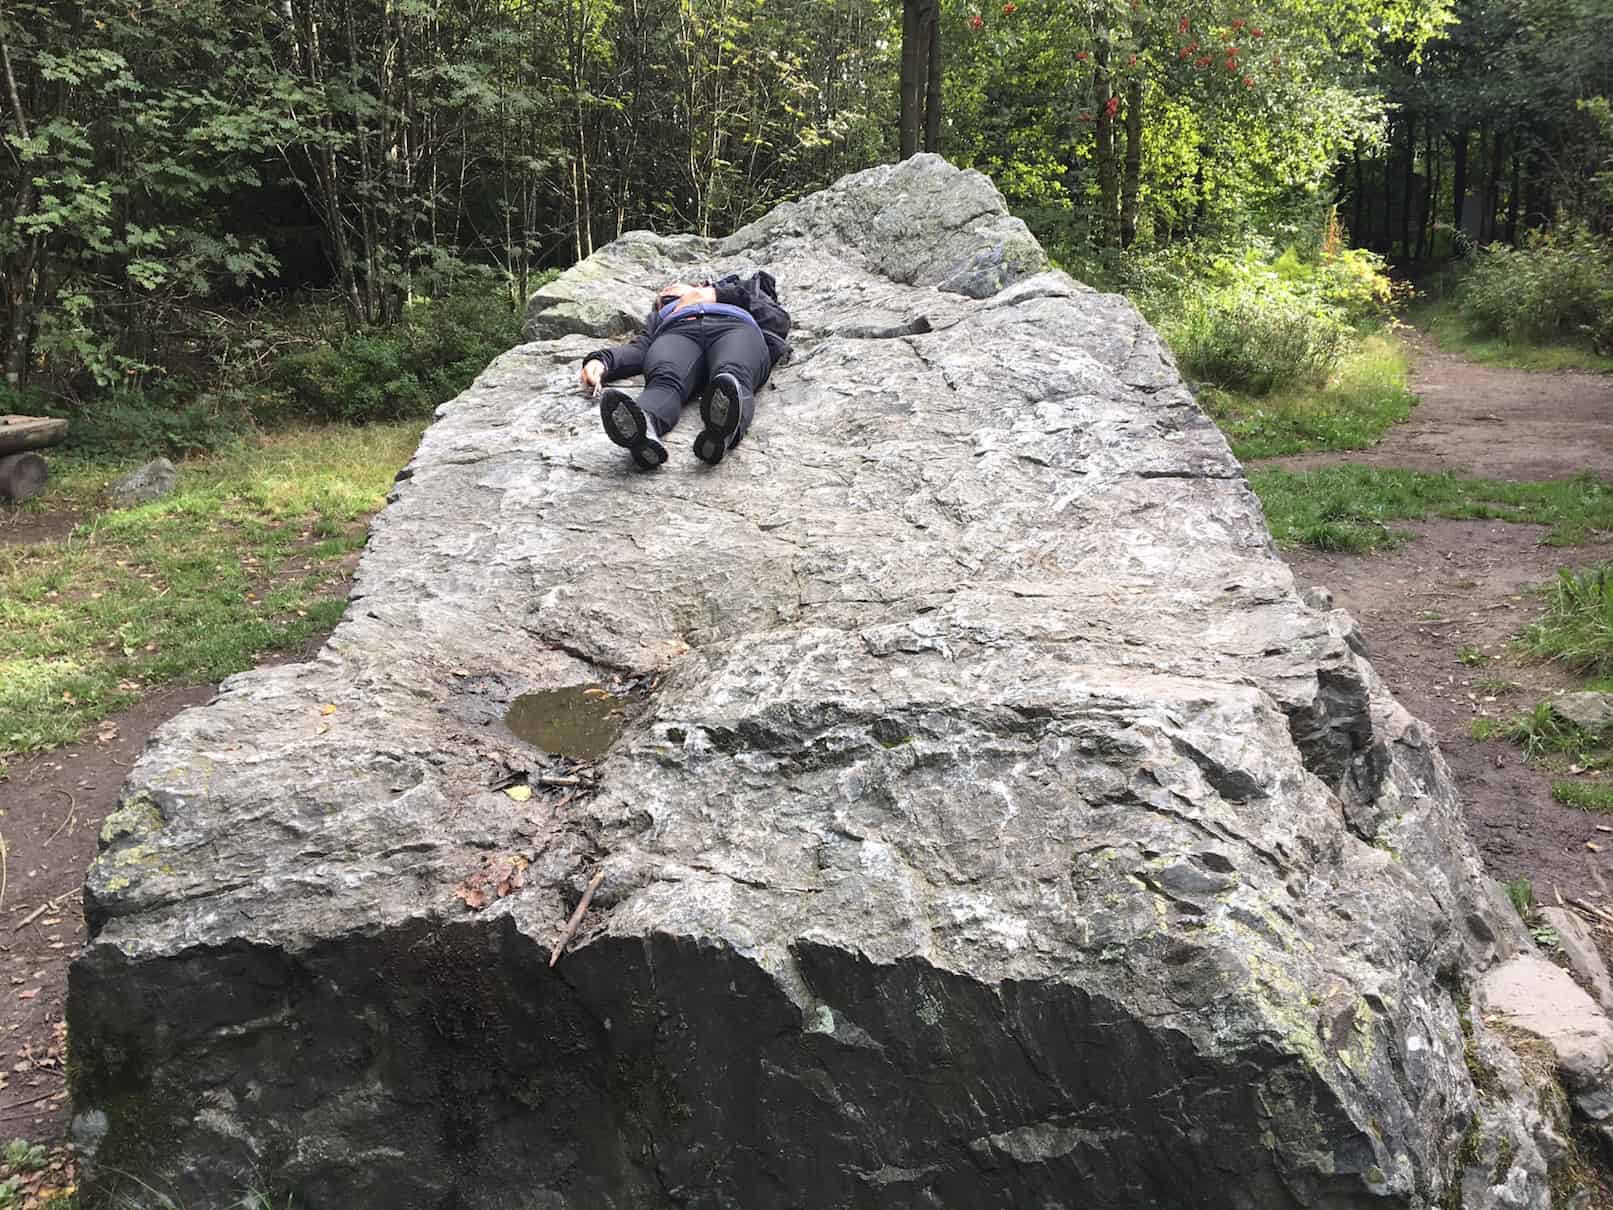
xmin=587 ymin=271 xmax=792 ymax=380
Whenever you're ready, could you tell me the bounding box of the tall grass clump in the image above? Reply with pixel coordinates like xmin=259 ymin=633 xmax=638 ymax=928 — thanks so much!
xmin=1523 ymin=564 xmax=1613 ymax=677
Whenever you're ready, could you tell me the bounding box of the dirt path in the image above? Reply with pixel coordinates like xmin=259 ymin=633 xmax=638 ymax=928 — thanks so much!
xmin=1269 ymin=328 xmax=1613 ymax=480
xmin=0 ymin=686 xmax=215 ymax=1140
xmin=1265 ymin=329 xmax=1613 ymax=907
xmin=0 ymin=501 xmax=345 ymax=1143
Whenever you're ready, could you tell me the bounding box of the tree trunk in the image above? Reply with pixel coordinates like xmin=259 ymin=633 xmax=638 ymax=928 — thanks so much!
xmin=1449 ymin=127 xmax=1469 ymax=237
xmin=0 ymin=26 xmax=39 ymax=388
xmin=1506 ymin=153 xmax=1520 ymax=244
xmin=1094 ymin=47 xmax=1118 ymax=247
xmin=1418 ymin=124 xmax=1435 ymax=259
xmin=1400 ymin=112 xmax=1414 ymax=260
xmin=1487 ymin=132 xmax=1507 ymax=242
xmin=1119 ymin=75 xmax=1143 ymax=248
xmin=1352 ymin=145 xmax=1364 ymax=245
xmin=899 ymin=0 xmax=922 ymax=159
xmin=923 ymin=2 xmax=942 ymax=154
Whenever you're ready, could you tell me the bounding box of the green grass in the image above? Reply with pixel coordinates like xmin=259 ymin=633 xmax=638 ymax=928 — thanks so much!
xmin=1203 ymin=332 xmax=1415 ymax=460
xmin=1248 ymin=466 xmax=1613 ymax=552
xmin=1553 ymin=780 xmax=1613 ymax=812
xmin=0 ymin=422 xmax=423 ymax=777
xmin=1504 ymin=876 xmax=1533 ymax=917
xmin=1521 ymin=564 xmax=1613 ymax=678
xmin=1415 ymin=299 xmax=1613 ymax=374
xmin=1502 ymin=701 xmax=1597 ymax=761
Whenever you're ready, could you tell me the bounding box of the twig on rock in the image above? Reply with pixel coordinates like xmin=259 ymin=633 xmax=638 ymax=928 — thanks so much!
xmin=549 ymin=870 xmax=606 ymax=968
xmin=536 ymin=774 xmax=582 ymax=788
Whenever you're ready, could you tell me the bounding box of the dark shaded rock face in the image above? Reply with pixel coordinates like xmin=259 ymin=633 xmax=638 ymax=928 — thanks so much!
xmin=69 ymin=158 xmax=1563 ymax=1208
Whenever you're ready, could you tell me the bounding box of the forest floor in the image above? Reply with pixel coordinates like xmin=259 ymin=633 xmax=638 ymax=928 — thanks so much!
xmin=1266 ymin=329 xmax=1613 ymax=910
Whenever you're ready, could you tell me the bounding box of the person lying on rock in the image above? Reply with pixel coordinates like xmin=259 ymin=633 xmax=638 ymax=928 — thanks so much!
xmin=578 ymin=270 xmax=792 ymax=468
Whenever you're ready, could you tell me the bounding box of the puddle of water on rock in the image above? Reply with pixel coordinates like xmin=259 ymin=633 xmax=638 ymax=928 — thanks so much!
xmin=504 ymin=685 xmax=624 ymax=759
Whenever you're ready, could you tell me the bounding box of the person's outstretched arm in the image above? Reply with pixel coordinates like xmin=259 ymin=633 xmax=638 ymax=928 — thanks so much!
xmin=579 ymin=329 xmax=652 ymax=395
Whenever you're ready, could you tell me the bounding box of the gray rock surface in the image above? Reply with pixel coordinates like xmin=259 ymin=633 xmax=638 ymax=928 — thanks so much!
xmin=1480 ymin=953 xmax=1613 ymax=1122
xmin=1547 ymin=692 xmax=1613 ymax=735
xmin=1300 ymin=584 xmax=1334 ymax=612
xmin=1540 ymin=906 xmax=1613 ymax=1014
xmin=70 ymin=156 xmax=1577 ymax=1208
xmin=106 ymin=456 xmax=177 ymax=506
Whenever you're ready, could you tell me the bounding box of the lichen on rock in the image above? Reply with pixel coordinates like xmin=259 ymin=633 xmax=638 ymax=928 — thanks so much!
xmin=67 ymin=155 xmax=1596 ymax=1209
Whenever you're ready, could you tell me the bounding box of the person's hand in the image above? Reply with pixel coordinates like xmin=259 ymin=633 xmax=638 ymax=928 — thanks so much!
xmin=579 ymin=358 xmax=605 ymax=396
xmin=670 ymin=286 xmax=717 ymax=312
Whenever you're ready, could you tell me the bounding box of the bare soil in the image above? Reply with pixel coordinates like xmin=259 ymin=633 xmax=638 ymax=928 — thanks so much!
xmin=0 ymin=686 xmax=215 ymax=1141
xmin=1270 ymin=328 xmax=1613 ymax=480
xmin=1287 ymin=520 xmax=1613 ymax=900
xmin=1268 ymin=332 xmax=1613 ymax=906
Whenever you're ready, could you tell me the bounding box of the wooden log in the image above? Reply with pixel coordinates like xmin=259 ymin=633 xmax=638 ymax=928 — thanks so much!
xmin=0 ymin=451 xmax=48 ymax=502
xmin=0 ymin=416 xmax=69 ymax=456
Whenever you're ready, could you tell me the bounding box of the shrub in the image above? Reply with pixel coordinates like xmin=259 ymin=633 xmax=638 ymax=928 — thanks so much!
xmin=1168 ymin=272 xmax=1355 ymax=394
xmin=271 ymin=286 xmax=521 ymax=423
xmin=1458 ymin=225 xmax=1613 ymax=354
xmin=1084 ymin=229 xmax=1398 ymax=396
xmin=52 ymin=383 xmax=250 ymax=460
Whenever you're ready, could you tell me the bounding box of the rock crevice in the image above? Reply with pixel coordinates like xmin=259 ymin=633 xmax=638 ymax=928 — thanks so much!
xmin=68 ymin=155 xmax=1590 ymax=1209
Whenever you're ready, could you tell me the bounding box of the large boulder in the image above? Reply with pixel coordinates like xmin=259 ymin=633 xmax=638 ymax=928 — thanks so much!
xmin=68 ymin=156 xmax=1580 ymax=1208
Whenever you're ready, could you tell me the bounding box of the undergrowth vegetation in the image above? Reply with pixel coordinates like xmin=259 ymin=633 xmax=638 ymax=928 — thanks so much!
xmin=1416 ymin=225 xmax=1613 ymax=370
xmin=1458 ymin=225 xmax=1613 ymax=356
xmin=1201 ymin=333 xmax=1414 ymax=460
xmin=1076 ymin=216 xmax=1403 ymax=401
xmin=3 ymin=276 xmax=537 ymax=463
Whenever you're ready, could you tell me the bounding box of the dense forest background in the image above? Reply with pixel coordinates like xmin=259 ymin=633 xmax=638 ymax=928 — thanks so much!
xmin=1 ymin=0 xmax=1609 ymax=438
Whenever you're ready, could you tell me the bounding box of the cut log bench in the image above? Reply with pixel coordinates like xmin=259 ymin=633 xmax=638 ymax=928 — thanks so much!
xmin=0 ymin=415 xmax=69 ymax=503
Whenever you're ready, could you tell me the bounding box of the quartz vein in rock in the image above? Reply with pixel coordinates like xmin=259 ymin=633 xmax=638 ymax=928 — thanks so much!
xmin=69 ymin=156 xmax=1584 ymax=1210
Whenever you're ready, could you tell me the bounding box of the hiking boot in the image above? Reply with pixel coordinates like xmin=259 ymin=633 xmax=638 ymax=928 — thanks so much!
xmin=600 ymin=388 xmax=666 ymax=470
xmin=694 ymin=372 xmax=747 ymax=466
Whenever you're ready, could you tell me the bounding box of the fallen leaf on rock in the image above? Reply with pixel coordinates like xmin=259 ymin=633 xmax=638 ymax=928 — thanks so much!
xmin=495 ymin=857 xmax=529 ymax=898
xmin=320 ymin=704 xmax=338 ymax=716
xmin=455 ymin=855 xmax=530 ymax=911
xmin=16 ymin=987 xmax=39 ymax=1000
xmin=504 ymin=785 xmax=533 ymax=803
xmin=582 ymin=687 xmax=613 ymax=699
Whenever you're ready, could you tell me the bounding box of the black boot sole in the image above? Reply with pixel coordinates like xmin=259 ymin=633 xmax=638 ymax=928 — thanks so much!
xmin=695 ymin=375 xmax=744 ymax=466
xmin=600 ymin=389 xmax=666 ymax=469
